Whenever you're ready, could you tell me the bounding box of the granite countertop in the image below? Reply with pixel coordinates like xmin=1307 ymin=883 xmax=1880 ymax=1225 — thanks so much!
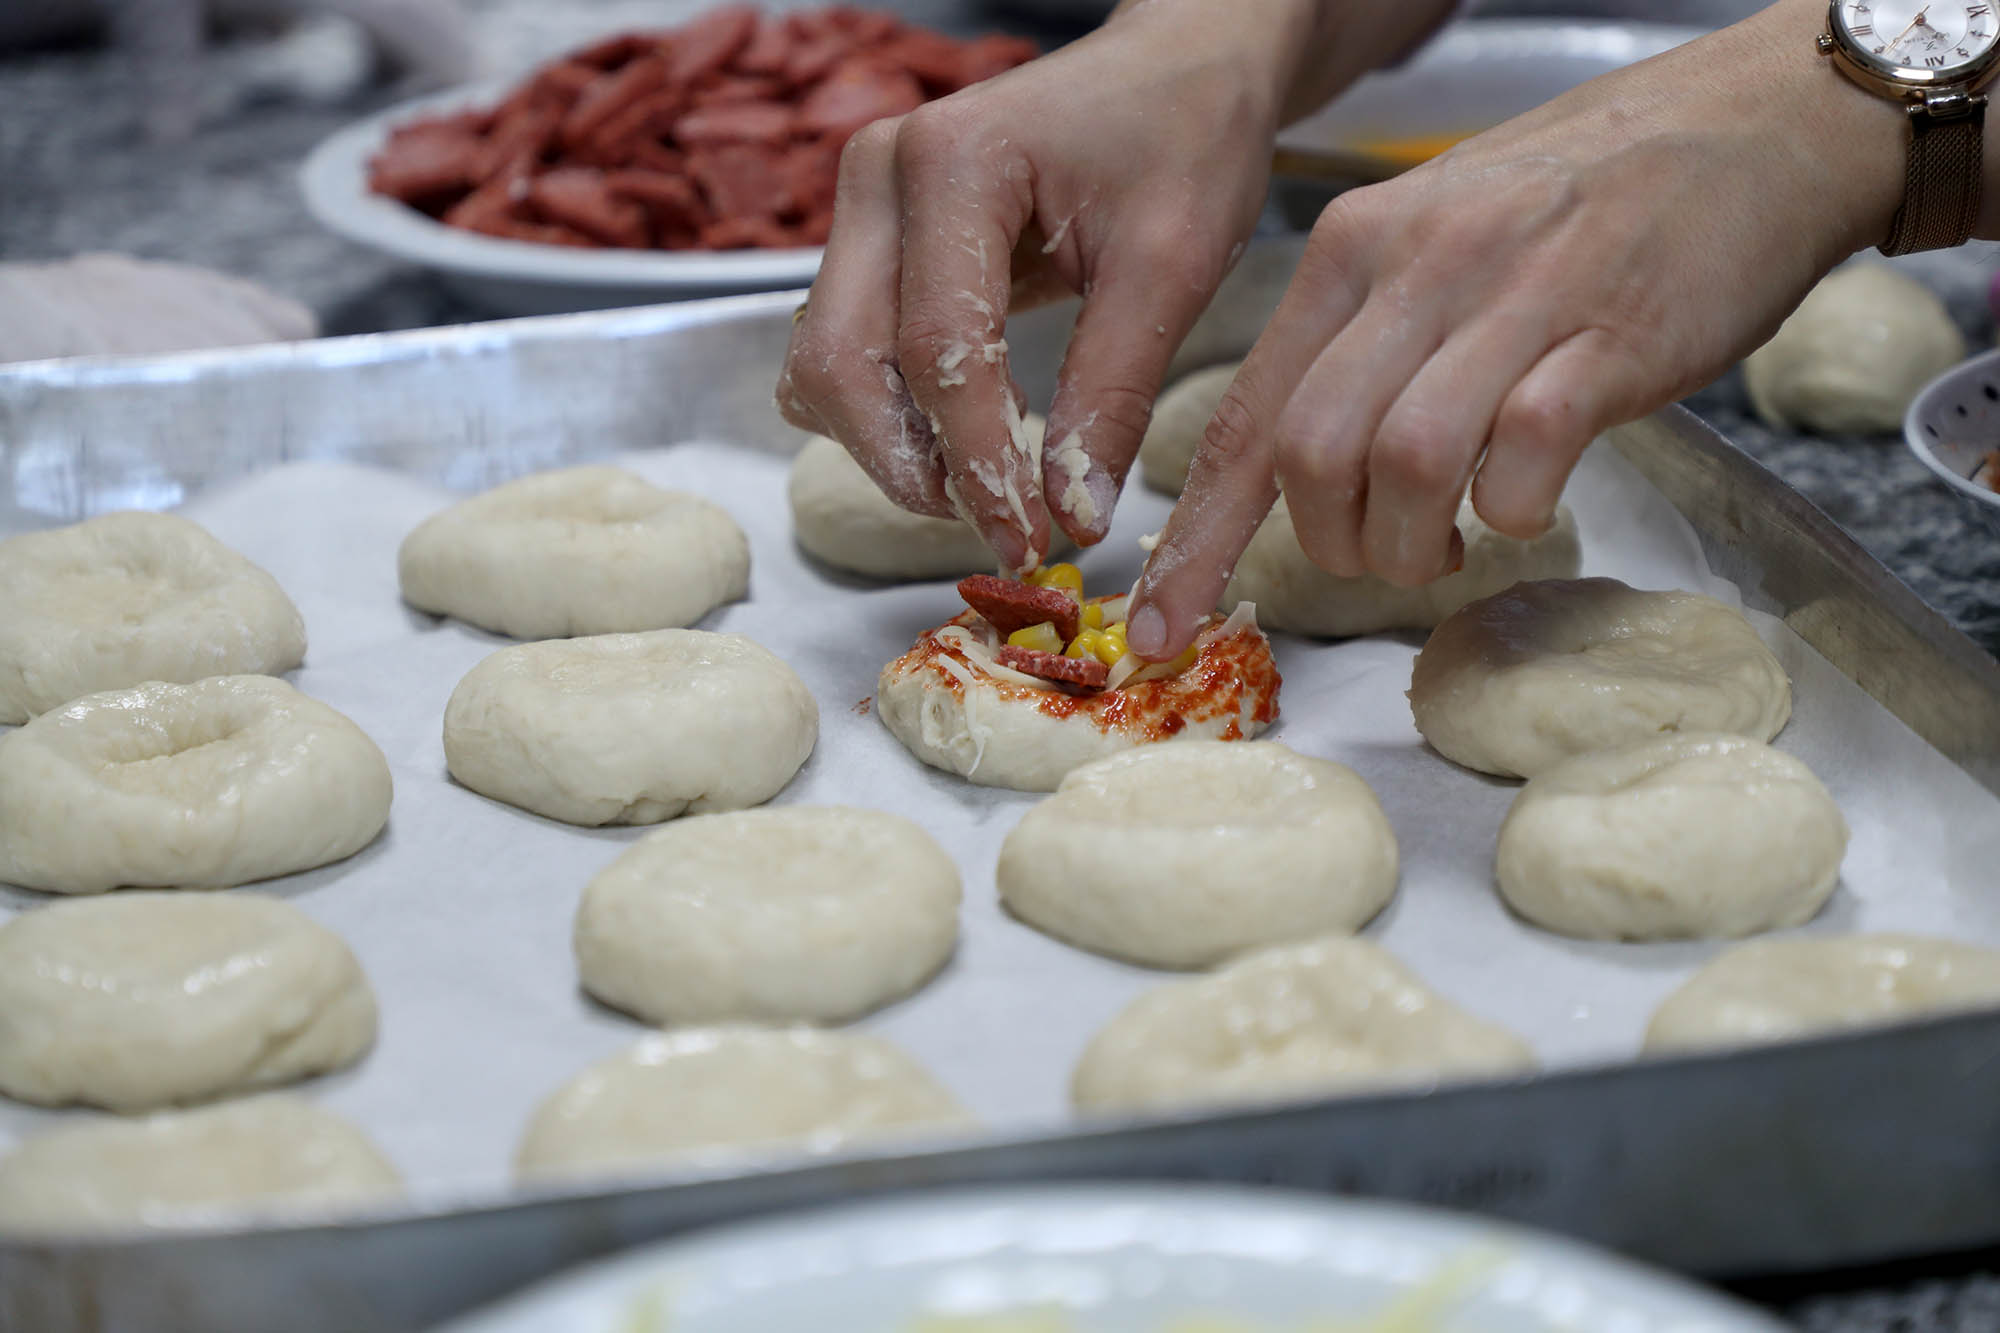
xmin=2 ymin=4 xmax=1999 ymax=1331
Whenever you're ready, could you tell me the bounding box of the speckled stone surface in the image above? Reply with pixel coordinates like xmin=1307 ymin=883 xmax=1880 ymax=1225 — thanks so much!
xmin=2 ymin=5 xmax=1999 ymax=1329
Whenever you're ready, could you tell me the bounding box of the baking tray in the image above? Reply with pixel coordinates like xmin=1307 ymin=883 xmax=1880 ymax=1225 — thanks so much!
xmin=3 ymin=238 xmax=2000 ymax=1333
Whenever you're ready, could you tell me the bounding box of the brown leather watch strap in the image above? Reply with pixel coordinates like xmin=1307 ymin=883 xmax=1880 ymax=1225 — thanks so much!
xmin=1883 ymin=94 xmax=1987 ymax=255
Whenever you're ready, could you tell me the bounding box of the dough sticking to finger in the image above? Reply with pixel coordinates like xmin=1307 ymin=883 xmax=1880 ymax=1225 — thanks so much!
xmin=1646 ymin=934 xmax=2000 ymax=1054
xmin=0 ymin=1096 xmax=400 ymax=1235
xmin=0 ymin=511 xmax=305 ymax=723
xmin=515 ymin=1027 xmax=973 ymax=1182
xmin=1137 ymin=362 xmax=1238 ymax=496
xmin=0 ymin=892 xmax=377 ymax=1110
xmin=443 ymin=630 xmax=817 ymax=826
xmin=999 ymin=741 xmax=1397 ymax=968
xmin=1407 ymin=577 xmax=1791 ymax=779
xmin=1072 ymin=937 xmax=1534 ymax=1114
xmin=0 ymin=675 xmax=393 ymax=895
xmin=1496 ymin=733 xmax=1847 ymax=941
xmin=398 ymin=465 xmax=749 ymax=639
xmin=575 ymin=807 xmax=960 ymax=1024
xmin=1227 ymin=496 xmax=1582 ymax=637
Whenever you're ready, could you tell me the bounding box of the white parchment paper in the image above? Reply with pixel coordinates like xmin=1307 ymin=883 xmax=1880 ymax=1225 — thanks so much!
xmin=3 ymin=437 xmax=1997 ymax=1208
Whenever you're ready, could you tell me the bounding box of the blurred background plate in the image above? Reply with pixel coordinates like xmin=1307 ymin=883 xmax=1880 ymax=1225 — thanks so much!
xmin=434 ymin=1183 xmax=1787 ymax=1333
xmin=299 ymin=84 xmax=822 ymax=318
xmin=1905 ymin=349 xmax=2000 ymax=535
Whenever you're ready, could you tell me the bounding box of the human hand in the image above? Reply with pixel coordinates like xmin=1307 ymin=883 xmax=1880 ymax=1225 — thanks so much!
xmin=1124 ymin=0 xmax=1910 ymax=659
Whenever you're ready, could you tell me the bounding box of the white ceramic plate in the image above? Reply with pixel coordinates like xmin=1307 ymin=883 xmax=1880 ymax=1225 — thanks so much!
xmin=1905 ymin=347 xmax=2000 ymax=534
xmin=432 ymin=1184 xmax=1785 ymax=1332
xmin=298 ymin=84 xmax=822 ymax=318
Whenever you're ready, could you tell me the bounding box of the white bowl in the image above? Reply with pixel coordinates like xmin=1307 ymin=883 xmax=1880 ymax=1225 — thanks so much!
xmin=434 ymin=1183 xmax=1785 ymax=1332
xmin=1905 ymin=348 xmax=2000 ymax=534
xmin=299 ymin=85 xmax=822 ymax=318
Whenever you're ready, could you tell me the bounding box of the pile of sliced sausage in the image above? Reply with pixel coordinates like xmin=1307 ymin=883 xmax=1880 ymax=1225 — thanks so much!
xmin=366 ymin=5 xmax=1039 ymax=251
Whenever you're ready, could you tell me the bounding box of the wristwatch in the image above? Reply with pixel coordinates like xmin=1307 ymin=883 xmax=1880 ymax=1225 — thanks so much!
xmin=1820 ymin=1 xmax=2000 ymax=253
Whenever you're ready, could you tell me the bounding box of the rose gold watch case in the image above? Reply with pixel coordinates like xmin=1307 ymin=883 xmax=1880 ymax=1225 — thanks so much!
xmin=1822 ymin=1 xmax=2000 ymax=99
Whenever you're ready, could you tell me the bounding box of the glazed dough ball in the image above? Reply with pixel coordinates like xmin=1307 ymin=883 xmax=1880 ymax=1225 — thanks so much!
xmin=575 ymin=807 xmax=960 ymax=1024
xmin=0 ymin=511 xmax=305 ymax=723
xmin=1495 ymin=733 xmax=1847 ymax=941
xmin=1408 ymin=578 xmax=1791 ymax=779
xmin=443 ymin=630 xmax=816 ymax=826
xmin=998 ymin=742 xmax=1397 ymax=968
xmin=1744 ymin=263 xmax=1966 ymax=435
xmin=0 ymin=892 xmax=376 ymax=1110
xmin=788 ymin=423 xmax=1068 ymax=579
xmin=1072 ymin=937 xmax=1534 ymax=1114
xmin=398 ymin=466 xmax=749 ymax=638
xmin=0 ymin=675 xmax=393 ymax=894
xmin=515 ymin=1027 xmax=972 ymax=1181
xmin=0 ymin=1096 xmax=399 ymax=1234
xmin=1138 ymin=362 xmax=1237 ymax=495
xmin=1227 ymin=496 xmax=1583 ymax=637
xmin=1646 ymin=934 xmax=2000 ymax=1053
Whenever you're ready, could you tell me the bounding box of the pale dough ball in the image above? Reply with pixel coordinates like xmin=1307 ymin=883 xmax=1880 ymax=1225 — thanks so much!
xmin=1495 ymin=733 xmax=1847 ymax=941
xmin=1138 ymin=362 xmax=1238 ymax=495
xmin=1646 ymin=934 xmax=2000 ymax=1053
xmin=788 ymin=422 xmax=1069 ymax=579
xmin=443 ymin=630 xmax=817 ymax=826
xmin=1227 ymin=496 xmax=1582 ymax=637
xmin=1408 ymin=578 xmax=1791 ymax=779
xmin=998 ymin=741 xmax=1397 ymax=968
xmin=575 ymin=807 xmax=960 ymax=1024
xmin=398 ymin=465 xmax=749 ymax=638
xmin=0 ymin=511 xmax=305 ymax=723
xmin=0 ymin=892 xmax=376 ymax=1110
xmin=1744 ymin=263 xmax=1966 ymax=435
xmin=515 ymin=1027 xmax=973 ymax=1181
xmin=0 ymin=1095 xmax=399 ymax=1234
xmin=1072 ymin=937 xmax=1534 ymax=1114
xmin=0 ymin=675 xmax=393 ymax=895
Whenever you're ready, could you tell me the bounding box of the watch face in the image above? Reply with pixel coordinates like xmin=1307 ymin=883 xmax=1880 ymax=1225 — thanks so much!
xmin=1837 ymin=1 xmax=2000 ymax=78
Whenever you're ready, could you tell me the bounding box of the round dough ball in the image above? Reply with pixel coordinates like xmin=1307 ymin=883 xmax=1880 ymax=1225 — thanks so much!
xmin=998 ymin=741 xmax=1397 ymax=968
xmin=443 ymin=630 xmax=816 ymax=826
xmin=0 ymin=511 xmax=305 ymax=724
xmin=515 ymin=1027 xmax=973 ymax=1181
xmin=1072 ymin=937 xmax=1534 ymax=1114
xmin=1646 ymin=934 xmax=2000 ymax=1054
xmin=1495 ymin=733 xmax=1847 ymax=941
xmin=788 ymin=423 xmax=1069 ymax=579
xmin=575 ymin=807 xmax=960 ymax=1024
xmin=0 ymin=1096 xmax=399 ymax=1234
xmin=0 ymin=892 xmax=376 ymax=1110
xmin=1744 ymin=263 xmax=1966 ymax=435
xmin=0 ymin=676 xmax=392 ymax=895
xmin=1408 ymin=578 xmax=1791 ymax=779
xmin=398 ymin=466 xmax=749 ymax=639
xmin=1227 ymin=496 xmax=1582 ymax=637
xmin=1138 ymin=362 xmax=1238 ymax=495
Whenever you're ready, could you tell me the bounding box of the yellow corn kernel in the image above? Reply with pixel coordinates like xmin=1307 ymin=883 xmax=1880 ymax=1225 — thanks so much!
xmin=1081 ymin=603 xmax=1105 ymax=630
xmin=1166 ymin=642 xmax=1201 ymax=674
xmin=1029 ymin=562 xmax=1084 ymax=597
xmin=1007 ymin=622 xmax=1063 ymax=655
xmin=1066 ymin=628 xmax=1110 ymax=660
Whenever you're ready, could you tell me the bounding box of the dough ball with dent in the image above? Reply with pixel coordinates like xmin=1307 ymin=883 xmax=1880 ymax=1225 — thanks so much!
xmin=1646 ymin=934 xmax=2000 ymax=1053
xmin=1138 ymin=362 xmax=1238 ymax=495
xmin=398 ymin=465 xmax=749 ymax=638
xmin=788 ymin=423 xmax=1068 ymax=579
xmin=1496 ymin=733 xmax=1847 ymax=941
xmin=0 ymin=511 xmax=305 ymax=723
xmin=998 ymin=741 xmax=1397 ymax=968
xmin=0 ymin=675 xmax=393 ymax=894
xmin=1408 ymin=577 xmax=1791 ymax=779
xmin=515 ymin=1027 xmax=972 ymax=1181
xmin=1072 ymin=936 xmax=1534 ymax=1114
xmin=0 ymin=892 xmax=377 ymax=1110
xmin=1227 ymin=496 xmax=1583 ymax=637
xmin=1744 ymin=263 xmax=1966 ymax=435
xmin=575 ymin=807 xmax=960 ymax=1024
xmin=0 ymin=1096 xmax=399 ymax=1234
xmin=444 ymin=630 xmax=816 ymax=826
